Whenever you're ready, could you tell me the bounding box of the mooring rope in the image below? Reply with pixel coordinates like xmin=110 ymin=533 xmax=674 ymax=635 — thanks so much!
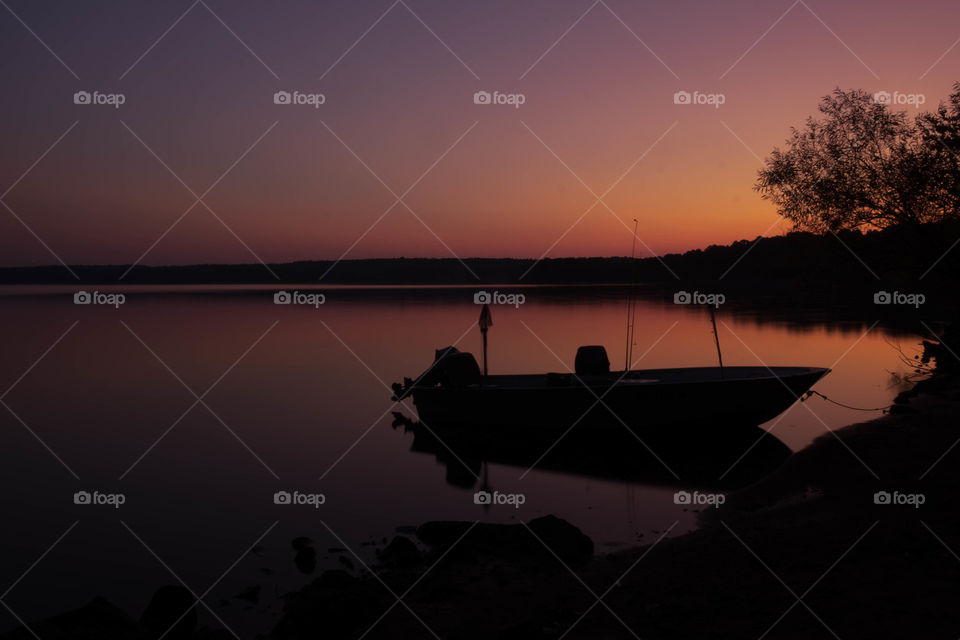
xmin=803 ymin=389 xmax=892 ymax=412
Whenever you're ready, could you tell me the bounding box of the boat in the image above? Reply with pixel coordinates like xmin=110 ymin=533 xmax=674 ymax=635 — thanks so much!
xmin=392 ymin=230 xmax=830 ymax=432
xmin=391 ymin=345 xmax=830 ymax=431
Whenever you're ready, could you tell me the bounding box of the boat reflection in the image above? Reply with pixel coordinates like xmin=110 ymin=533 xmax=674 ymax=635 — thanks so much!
xmin=391 ymin=412 xmax=792 ymax=490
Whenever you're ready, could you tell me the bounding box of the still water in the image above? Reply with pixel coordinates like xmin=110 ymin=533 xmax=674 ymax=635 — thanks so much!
xmin=0 ymin=285 xmax=918 ymax=634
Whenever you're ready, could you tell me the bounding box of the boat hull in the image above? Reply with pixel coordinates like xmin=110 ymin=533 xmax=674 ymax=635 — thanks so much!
xmin=409 ymin=366 xmax=830 ymax=431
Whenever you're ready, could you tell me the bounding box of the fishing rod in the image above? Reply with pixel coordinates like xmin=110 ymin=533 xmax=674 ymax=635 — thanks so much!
xmin=624 ymin=218 xmax=639 ymax=372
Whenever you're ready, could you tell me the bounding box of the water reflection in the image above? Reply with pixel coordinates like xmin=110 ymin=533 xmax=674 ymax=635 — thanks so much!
xmin=391 ymin=412 xmax=792 ymax=491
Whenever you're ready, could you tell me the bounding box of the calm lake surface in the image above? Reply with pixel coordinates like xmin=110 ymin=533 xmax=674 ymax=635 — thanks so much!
xmin=0 ymin=285 xmax=921 ymax=634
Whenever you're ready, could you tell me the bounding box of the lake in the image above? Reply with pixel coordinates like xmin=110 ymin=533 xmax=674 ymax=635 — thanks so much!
xmin=0 ymin=285 xmax=920 ymax=635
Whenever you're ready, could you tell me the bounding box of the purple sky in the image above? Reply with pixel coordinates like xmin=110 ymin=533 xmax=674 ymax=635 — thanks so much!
xmin=0 ymin=0 xmax=957 ymax=268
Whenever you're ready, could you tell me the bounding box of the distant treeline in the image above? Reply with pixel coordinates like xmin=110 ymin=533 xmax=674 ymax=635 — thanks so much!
xmin=1 ymin=225 xmax=956 ymax=285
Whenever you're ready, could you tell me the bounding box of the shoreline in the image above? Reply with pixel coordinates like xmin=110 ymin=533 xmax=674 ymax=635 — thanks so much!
xmin=5 ymin=376 xmax=959 ymax=639
xmin=269 ymin=374 xmax=960 ymax=639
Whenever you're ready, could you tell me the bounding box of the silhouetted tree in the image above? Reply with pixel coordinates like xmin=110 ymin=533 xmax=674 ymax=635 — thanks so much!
xmin=756 ymin=86 xmax=960 ymax=232
xmin=918 ymin=83 xmax=960 ymax=219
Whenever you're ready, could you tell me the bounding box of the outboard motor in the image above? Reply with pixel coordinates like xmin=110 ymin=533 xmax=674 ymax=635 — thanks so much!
xmin=441 ymin=352 xmax=482 ymax=387
xmin=574 ymin=345 xmax=610 ymax=375
xmin=392 ymin=347 xmax=481 ymax=399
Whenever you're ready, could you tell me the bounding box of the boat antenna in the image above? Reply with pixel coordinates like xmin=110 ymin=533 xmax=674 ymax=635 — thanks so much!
xmin=624 ymin=218 xmax=639 ymax=372
xmin=709 ymin=305 xmax=724 ymax=379
xmin=479 ymin=303 xmax=492 ymax=379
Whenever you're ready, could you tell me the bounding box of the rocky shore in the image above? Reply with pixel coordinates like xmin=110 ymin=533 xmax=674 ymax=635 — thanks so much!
xmin=6 ymin=369 xmax=960 ymax=639
xmin=272 ymin=368 xmax=960 ymax=638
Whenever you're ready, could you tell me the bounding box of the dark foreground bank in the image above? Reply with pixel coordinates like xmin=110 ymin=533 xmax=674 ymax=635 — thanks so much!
xmin=265 ymin=373 xmax=960 ymax=639
xmin=5 ymin=373 xmax=960 ymax=639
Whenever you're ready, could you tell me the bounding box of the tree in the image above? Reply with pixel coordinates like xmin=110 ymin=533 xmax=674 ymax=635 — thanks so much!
xmin=918 ymin=82 xmax=960 ymax=219
xmin=756 ymin=86 xmax=960 ymax=232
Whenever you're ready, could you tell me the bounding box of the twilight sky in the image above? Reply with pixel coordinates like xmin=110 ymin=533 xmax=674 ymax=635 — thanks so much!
xmin=0 ymin=0 xmax=957 ymax=267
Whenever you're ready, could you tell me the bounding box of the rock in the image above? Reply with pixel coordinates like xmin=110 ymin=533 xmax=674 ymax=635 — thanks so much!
xmin=376 ymin=535 xmax=422 ymax=568
xmin=417 ymin=515 xmax=593 ymax=565
xmin=291 ymin=537 xmax=312 ymax=552
xmin=273 ymin=571 xmax=393 ymax=640
xmin=527 ymin=515 xmax=593 ymax=563
xmin=315 ymin=569 xmax=354 ymax=589
xmin=0 ymin=597 xmax=140 ymax=639
xmin=192 ymin=628 xmax=234 ymax=640
xmin=140 ymin=585 xmax=196 ymax=639
xmin=889 ymin=404 xmax=918 ymax=414
xmin=272 ymin=516 xmax=596 ymax=639
xmin=292 ymin=537 xmax=316 ymax=575
xmin=233 ymin=584 xmax=261 ymax=604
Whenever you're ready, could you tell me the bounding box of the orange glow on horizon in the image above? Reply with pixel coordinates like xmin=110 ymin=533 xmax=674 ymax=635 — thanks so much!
xmin=0 ymin=0 xmax=956 ymax=265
